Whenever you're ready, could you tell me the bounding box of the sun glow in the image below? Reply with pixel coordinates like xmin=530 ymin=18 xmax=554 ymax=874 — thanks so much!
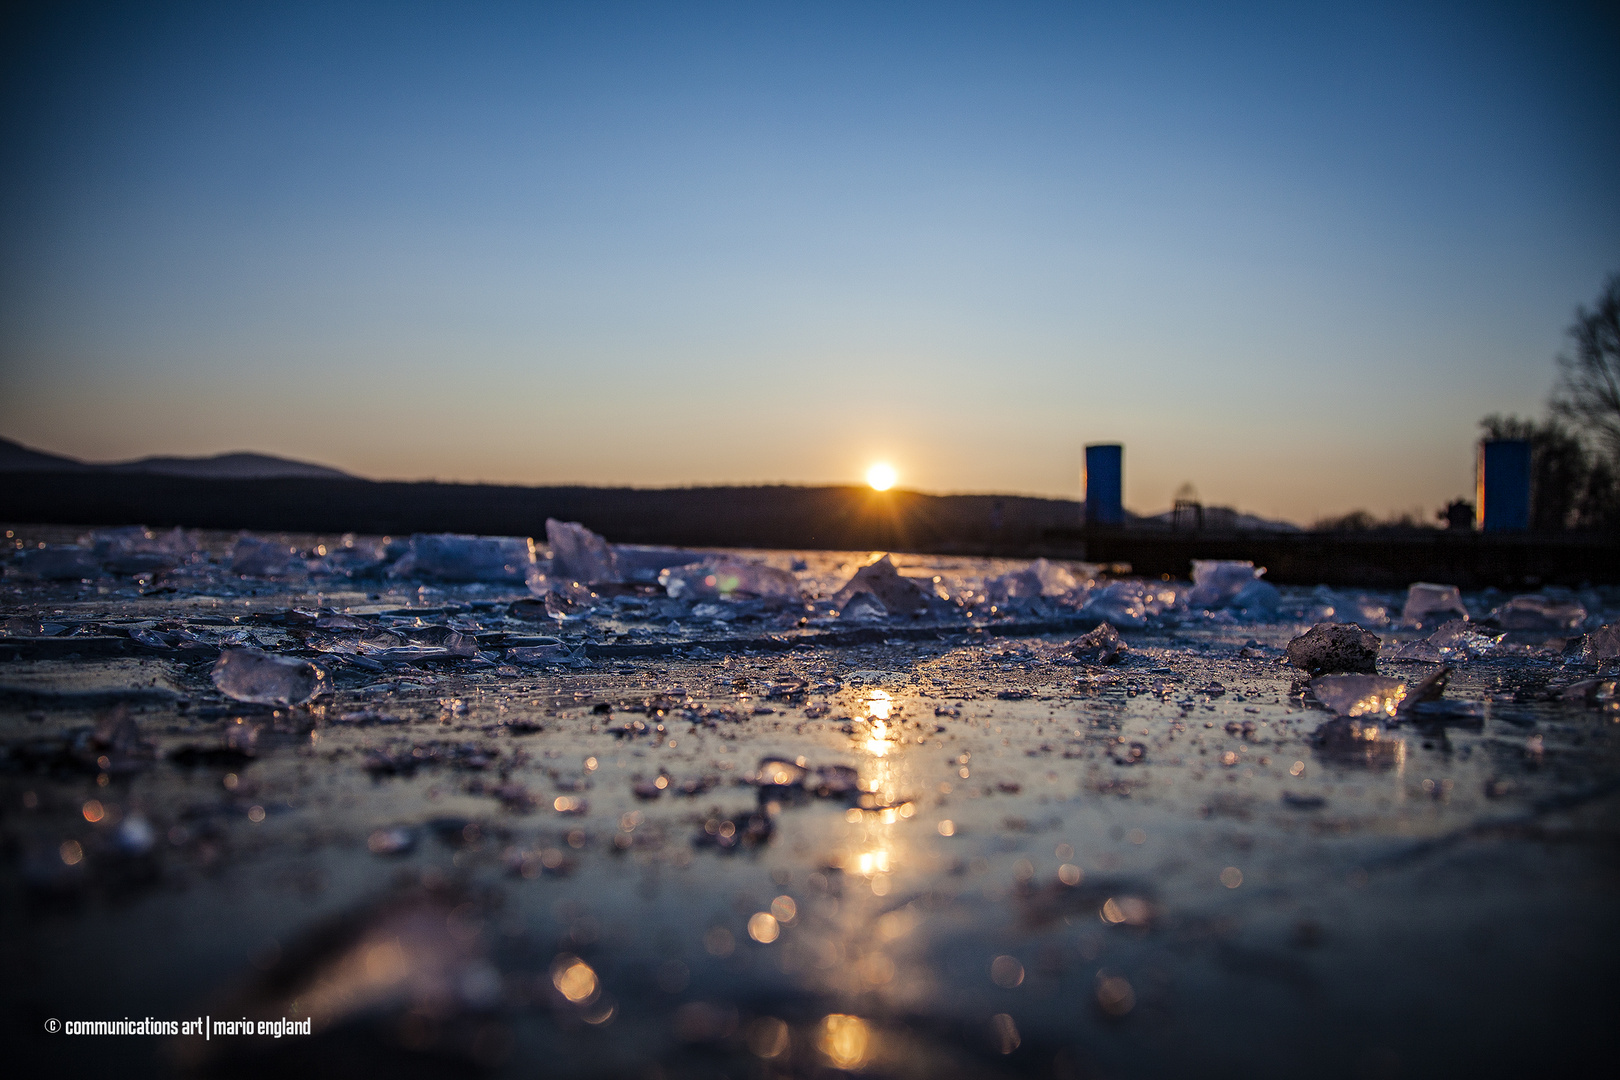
xmin=866 ymin=463 xmax=896 ymax=491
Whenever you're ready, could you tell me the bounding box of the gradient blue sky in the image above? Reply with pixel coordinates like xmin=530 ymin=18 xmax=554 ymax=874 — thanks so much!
xmin=2 ymin=1 xmax=1617 ymax=523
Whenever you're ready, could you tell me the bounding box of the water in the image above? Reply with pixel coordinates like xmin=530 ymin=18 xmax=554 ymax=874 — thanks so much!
xmin=3 ymin=525 xmax=1618 ymax=1077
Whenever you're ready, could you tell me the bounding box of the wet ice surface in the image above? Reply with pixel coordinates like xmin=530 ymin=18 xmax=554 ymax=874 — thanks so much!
xmin=3 ymin=527 xmax=1619 ymax=1078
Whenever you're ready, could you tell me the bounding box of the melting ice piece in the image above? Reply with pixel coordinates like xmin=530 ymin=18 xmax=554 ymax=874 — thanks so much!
xmin=230 ymin=535 xmax=305 ymax=578
xmin=1425 ymin=619 xmax=1502 ymax=659
xmin=1187 ymin=560 xmax=1263 ymax=609
xmin=1081 ymin=581 xmax=1150 ymax=628
xmin=88 ymin=525 xmax=200 ymax=574
xmin=1584 ymin=625 xmax=1620 ymax=662
xmin=507 ymin=643 xmax=574 ymax=665
xmin=1072 ymin=622 xmax=1124 ymax=664
xmin=391 ymin=534 xmax=535 ymax=583
xmin=1230 ymin=578 xmax=1280 ymax=617
xmin=544 ymin=585 xmax=597 ymax=621
xmin=1310 ymin=674 xmax=1407 ymax=718
xmin=319 ymin=535 xmax=391 ymax=577
xmin=547 ymin=519 xmax=619 ymax=584
xmin=8 ymin=546 xmax=100 ymax=581
xmin=1494 ymin=594 xmax=1587 ymax=633
xmin=840 ymin=593 xmax=889 ymax=622
xmin=613 ymin=544 xmax=707 ymax=584
xmin=1286 ymin=623 xmax=1380 ymax=674
xmin=662 ymin=558 xmax=801 ymax=602
xmin=211 ymin=648 xmax=331 ymax=706
xmin=1402 ymin=583 xmax=1467 ymax=627
xmin=832 ymin=555 xmax=931 ymax=614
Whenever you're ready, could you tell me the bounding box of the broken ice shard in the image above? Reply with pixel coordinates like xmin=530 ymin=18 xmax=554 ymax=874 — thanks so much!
xmin=1071 ymin=622 xmax=1124 ymax=664
xmin=1310 ymin=674 xmax=1407 ymax=718
xmin=1493 ymin=594 xmax=1586 ymax=633
xmin=211 ymin=648 xmax=331 ymax=706
xmin=1583 ymin=624 xmax=1620 ymax=662
xmin=839 ymin=592 xmax=889 ymax=622
xmin=661 ymin=558 xmax=801 ymax=602
xmin=1187 ymin=560 xmax=1264 ymax=609
xmin=832 ymin=555 xmax=929 ymax=614
xmin=88 ymin=525 xmax=199 ymax=574
xmin=1424 ymin=619 xmax=1502 ymax=660
xmin=390 ymin=534 xmax=535 ymax=583
xmin=229 ymin=535 xmax=304 ymax=578
xmin=1230 ymin=578 xmax=1280 ymax=616
xmin=8 ymin=546 xmax=100 ymax=581
xmin=1286 ymin=623 xmax=1380 ymax=675
xmin=547 ymin=519 xmax=618 ymax=584
xmin=613 ymin=544 xmax=707 ymax=584
xmin=1402 ymin=582 xmax=1467 ymax=627
xmin=507 ymin=641 xmax=572 ymax=665
xmin=1081 ymin=581 xmax=1151 ymax=628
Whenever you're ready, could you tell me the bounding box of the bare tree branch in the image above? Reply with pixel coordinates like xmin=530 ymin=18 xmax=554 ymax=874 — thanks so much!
xmin=1551 ymin=273 xmax=1620 ymax=463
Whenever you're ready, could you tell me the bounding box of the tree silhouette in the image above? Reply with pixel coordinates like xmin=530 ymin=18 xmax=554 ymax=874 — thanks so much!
xmin=1552 ymin=273 xmax=1620 ymax=463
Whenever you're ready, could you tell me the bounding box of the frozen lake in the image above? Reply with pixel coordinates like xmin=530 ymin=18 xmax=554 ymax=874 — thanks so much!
xmin=4 ymin=525 xmax=1618 ymax=1078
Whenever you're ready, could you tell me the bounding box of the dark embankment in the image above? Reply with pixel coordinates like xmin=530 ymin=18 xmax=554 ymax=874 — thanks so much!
xmin=4 ymin=471 xmax=1615 ymax=586
xmin=0 ymin=470 xmax=1076 ymax=553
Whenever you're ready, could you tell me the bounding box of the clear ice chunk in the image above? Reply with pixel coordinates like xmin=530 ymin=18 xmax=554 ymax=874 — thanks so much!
xmin=546 ymin=519 xmax=619 ymax=584
xmin=1425 ymin=619 xmax=1502 ymax=659
xmin=832 ymin=555 xmax=930 ymax=614
xmin=1081 ymin=581 xmax=1152 ymax=628
xmin=507 ymin=642 xmax=574 ymax=664
xmin=87 ymin=525 xmax=200 ymax=574
xmin=1493 ymin=594 xmax=1587 ymax=633
xmin=211 ymin=648 xmax=331 ymax=706
xmin=984 ymin=558 xmax=1086 ymax=602
xmin=1402 ymin=582 xmax=1467 ymax=627
xmin=1230 ymin=578 xmax=1280 ymax=617
xmin=1187 ymin=561 xmax=1265 ymax=609
xmin=1584 ymin=625 xmax=1620 ymax=662
xmin=230 ymin=535 xmax=305 ymax=578
xmin=319 ymin=535 xmax=390 ymax=578
xmin=1072 ymin=622 xmax=1124 ymax=664
xmin=1311 ymin=674 xmax=1407 ymax=718
xmin=840 ymin=593 xmax=889 ymax=622
xmin=390 ymin=534 xmax=535 ymax=583
xmin=612 ymin=544 xmax=707 ymax=584
xmin=662 ymin=558 xmax=801 ymax=602
xmin=8 ymin=546 xmax=101 ymax=581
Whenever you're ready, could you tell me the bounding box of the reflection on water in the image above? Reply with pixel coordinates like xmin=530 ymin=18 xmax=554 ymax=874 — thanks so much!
xmin=819 ymin=1013 xmax=873 ymax=1070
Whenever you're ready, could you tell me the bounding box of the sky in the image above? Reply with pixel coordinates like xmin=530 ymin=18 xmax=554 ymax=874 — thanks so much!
xmin=2 ymin=0 xmax=1617 ymax=524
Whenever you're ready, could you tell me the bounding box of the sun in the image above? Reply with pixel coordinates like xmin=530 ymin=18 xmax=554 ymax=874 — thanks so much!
xmin=866 ymin=463 xmax=896 ymax=491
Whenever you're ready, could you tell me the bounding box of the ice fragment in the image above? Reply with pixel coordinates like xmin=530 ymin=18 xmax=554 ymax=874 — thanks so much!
xmin=1286 ymin=623 xmax=1380 ymax=675
xmin=1187 ymin=560 xmax=1264 ymax=609
xmin=662 ymin=559 xmax=801 ymax=602
xmin=546 ymin=519 xmax=618 ymax=584
xmin=230 ymin=535 xmax=304 ymax=578
xmin=1402 ymin=583 xmax=1467 ymax=627
xmin=8 ymin=546 xmax=100 ymax=581
xmin=390 ymin=534 xmax=535 ymax=583
xmin=1494 ymin=594 xmax=1587 ymax=633
xmin=211 ymin=648 xmax=330 ymax=706
xmin=831 ymin=555 xmax=929 ymax=614
xmin=1310 ymin=674 xmax=1406 ymax=717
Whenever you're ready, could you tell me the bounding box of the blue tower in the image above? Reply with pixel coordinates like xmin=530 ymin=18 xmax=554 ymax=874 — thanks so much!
xmin=1084 ymin=444 xmax=1124 ymax=527
xmin=1477 ymin=439 xmax=1531 ymax=532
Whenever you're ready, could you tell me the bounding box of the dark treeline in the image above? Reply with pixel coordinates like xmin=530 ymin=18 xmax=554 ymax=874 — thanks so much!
xmin=0 ymin=471 xmax=1080 ymax=553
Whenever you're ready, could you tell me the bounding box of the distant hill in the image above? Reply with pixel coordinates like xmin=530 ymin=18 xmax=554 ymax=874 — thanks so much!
xmin=1140 ymin=505 xmax=1301 ymax=533
xmin=0 ymin=437 xmax=354 ymax=480
xmin=0 ymin=438 xmax=85 ymax=471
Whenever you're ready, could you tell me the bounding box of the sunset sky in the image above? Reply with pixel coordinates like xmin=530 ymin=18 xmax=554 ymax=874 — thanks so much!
xmin=2 ymin=1 xmax=1617 ymax=524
